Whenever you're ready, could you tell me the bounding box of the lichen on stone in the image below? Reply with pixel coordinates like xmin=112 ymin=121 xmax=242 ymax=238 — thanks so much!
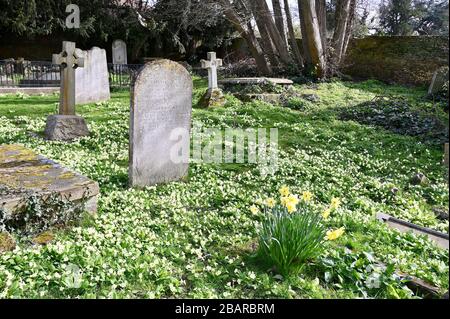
xmin=33 ymin=231 xmax=55 ymax=245
xmin=0 ymin=232 xmax=15 ymax=253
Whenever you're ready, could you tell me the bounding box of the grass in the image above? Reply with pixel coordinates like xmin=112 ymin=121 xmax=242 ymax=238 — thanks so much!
xmin=0 ymin=78 xmax=448 ymax=299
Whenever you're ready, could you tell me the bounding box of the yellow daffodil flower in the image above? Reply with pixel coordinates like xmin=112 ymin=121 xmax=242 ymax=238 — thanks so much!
xmin=325 ymin=227 xmax=345 ymax=241
xmin=287 ymin=194 xmax=300 ymax=206
xmin=265 ymin=198 xmax=276 ymax=208
xmin=302 ymin=191 xmax=313 ymax=202
xmin=330 ymin=198 xmax=341 ymax=210
xmin=281 ymin=196 xmax=289 ymax=206
xmin=279 ymin=186 xmax=290 ymax=197
xmin=250 ymin=205 xmax=259 ymax=215
xmin=286 ymin=202 xmax=297 ymax=214
xmin=322 ymin=208 xmax=331 ymax=220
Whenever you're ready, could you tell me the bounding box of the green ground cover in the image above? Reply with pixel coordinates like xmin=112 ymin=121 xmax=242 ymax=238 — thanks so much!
xmin=0 ymin=78 xmax=448 ymax=299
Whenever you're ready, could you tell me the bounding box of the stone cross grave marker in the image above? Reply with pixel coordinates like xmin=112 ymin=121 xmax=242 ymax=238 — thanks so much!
xmin=45 ymin=41 xmax=90 ymax=141
xmin=52 ymin=41 xmax=84 ymax=115
xmin=201 ymin=52 xmax=222 ymax=90
xmin=129 ymin=60 xmax=193 ymax=187
xmin=199 ymin=52 xmax=225 ymax=108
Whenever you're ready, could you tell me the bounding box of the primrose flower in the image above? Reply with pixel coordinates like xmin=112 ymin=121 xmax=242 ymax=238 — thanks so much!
xmin=265 ymin=198 xmax=276 ymax=208
xmin=286 ymin=202 xmax=297 ymax=214
xmin=302 ymin=191 xmax=313 ymax=202
xmin=325 ymin=227 xmax=345 ymax=241
xmin=330 ymin=198 xmax=341 ymax=210
xmin=279 ymin=186 xmax=290 ymax=197
xmin=250 ymin=205 xmax=260 ymax=215
xmin=322 ymin=208 xmax=331 ymax=220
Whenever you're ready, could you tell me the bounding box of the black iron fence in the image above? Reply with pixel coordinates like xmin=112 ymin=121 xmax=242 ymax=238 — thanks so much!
xmin=108 ymin=64 xmax=143 ymax=89
xmin=0 ymin=60 xmax=60 ymax=87
xmin=0 ymin=60 xmax=143 ymax=89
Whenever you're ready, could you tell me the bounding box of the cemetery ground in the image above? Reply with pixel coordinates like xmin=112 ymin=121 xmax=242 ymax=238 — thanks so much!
xmin=0 ymin=78 xmax=448 ymax=299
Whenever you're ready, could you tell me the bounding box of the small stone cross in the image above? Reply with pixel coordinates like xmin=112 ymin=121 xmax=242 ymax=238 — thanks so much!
xmin=52 ymin=41 xmax=85 ymax=115
xmin=201 ymin=52 xmax=222 ymax=90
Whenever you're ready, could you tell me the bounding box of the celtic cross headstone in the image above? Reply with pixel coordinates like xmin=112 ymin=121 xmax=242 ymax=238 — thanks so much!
xmin=44 ymin=41 xmax=90 ymax=141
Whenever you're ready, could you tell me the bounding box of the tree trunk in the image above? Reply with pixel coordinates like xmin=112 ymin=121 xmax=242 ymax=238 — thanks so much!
xmin=316 ymin=0 xmax=328 ymax=53
xmin=284 ymin=0 xmax=304 ymax=67
xmin=332 ymin=0 xmax=352 ymax=66
xmin=252 ymin=0 xmax=293 ymax=66
xmin=219 ymin=0 xmax=272 ymax=75
xmin=342 ymin=0 xmax=357 ymax=60
xmin=298 ymin=0 xmax=326 ymax=77
xmin=251 ymin=8 xmax=281 ymax=67
xmin=272 ymin=0 xmax=287 ymax=47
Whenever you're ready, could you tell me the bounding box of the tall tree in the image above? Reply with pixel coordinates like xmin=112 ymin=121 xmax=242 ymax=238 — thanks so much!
xmin=284 ymin=0 xmax=304 ymax=66
xmin=219 ymin=0 xmax=272 ymax=75
xmin=379 ymin=0 xmax=415 ymax=35
xmin=272 ymin=0 xmax=288 ymax=46
xmin=248 ymin=0 xmax=280 ymax=67
xmin=332 ymin=0 xmax=353 ymax=65
xmin=316 ymin=0 xmax=328 ymax=53
xmin=252 ymin=0 xmax=293 ymax=65
xmin=298 ymin=0 xmax=327 ymax=77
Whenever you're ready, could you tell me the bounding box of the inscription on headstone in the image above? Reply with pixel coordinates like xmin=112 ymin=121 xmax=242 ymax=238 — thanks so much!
xmin=129 ymin=59 xmax=193 ymax=187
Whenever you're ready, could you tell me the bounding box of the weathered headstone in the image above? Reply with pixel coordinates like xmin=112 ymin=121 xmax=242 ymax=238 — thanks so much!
xmin=130 ymin=59 xmax=193 ymax=187
xmin=428 ymin=66 xmax=449 ymax=95
xmin=45 ymin=41 xmax=90 ymax=141
xmin=112 ymin=40 xmax=128 ymax=65
xmin=199 ymin=52 xmax=225 ymax=108
xmin=75 ymin=47 xmax=111 ymax=105
xmin=0 ymin=144 xmax=99 ymax=224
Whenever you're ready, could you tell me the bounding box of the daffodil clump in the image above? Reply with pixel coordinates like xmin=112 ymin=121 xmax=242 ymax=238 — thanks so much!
xmin=256 ymin=187 xmax=345 ymax=276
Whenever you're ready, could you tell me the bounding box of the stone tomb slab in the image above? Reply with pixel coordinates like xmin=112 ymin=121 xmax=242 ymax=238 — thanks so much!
xmin=219 ymin=77 xmax=294 ymax=86
xmin=219 ymin=78 xmax=294 ymax=104
xmin=0 ymin=145 xmax=99 ymax=217
xmin=377 ymin=213 xmax=449 ymax=250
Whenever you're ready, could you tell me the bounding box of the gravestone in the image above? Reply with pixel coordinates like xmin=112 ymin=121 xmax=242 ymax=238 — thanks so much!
xmin=428 ymin=66 xmax=449 ymax=95
xmin=199 ymin=52 xmax=225 ymax=108
xmin=0 ymin=144 xmax=99 ymax=224
xmin=112 ymin=40 xmax=128 ymax=65
xmin=45 ymin=41 xmax=90 ymax=141
xmin=75 ymin=47 xmax=111 ymax=105
xmin=130 ymin=59 xmax=193 ymax=187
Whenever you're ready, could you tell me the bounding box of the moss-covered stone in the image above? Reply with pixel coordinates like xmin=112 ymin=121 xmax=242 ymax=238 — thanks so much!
xmin=33 ymin=231 xmax=55 ymax=245
xmin=198 ymin=88 xmax=226 ymax=108
xmin=0 ymin=144 xmax=99 ymax=230
xmin=0 ymin=232 xmax=15 ymax=253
